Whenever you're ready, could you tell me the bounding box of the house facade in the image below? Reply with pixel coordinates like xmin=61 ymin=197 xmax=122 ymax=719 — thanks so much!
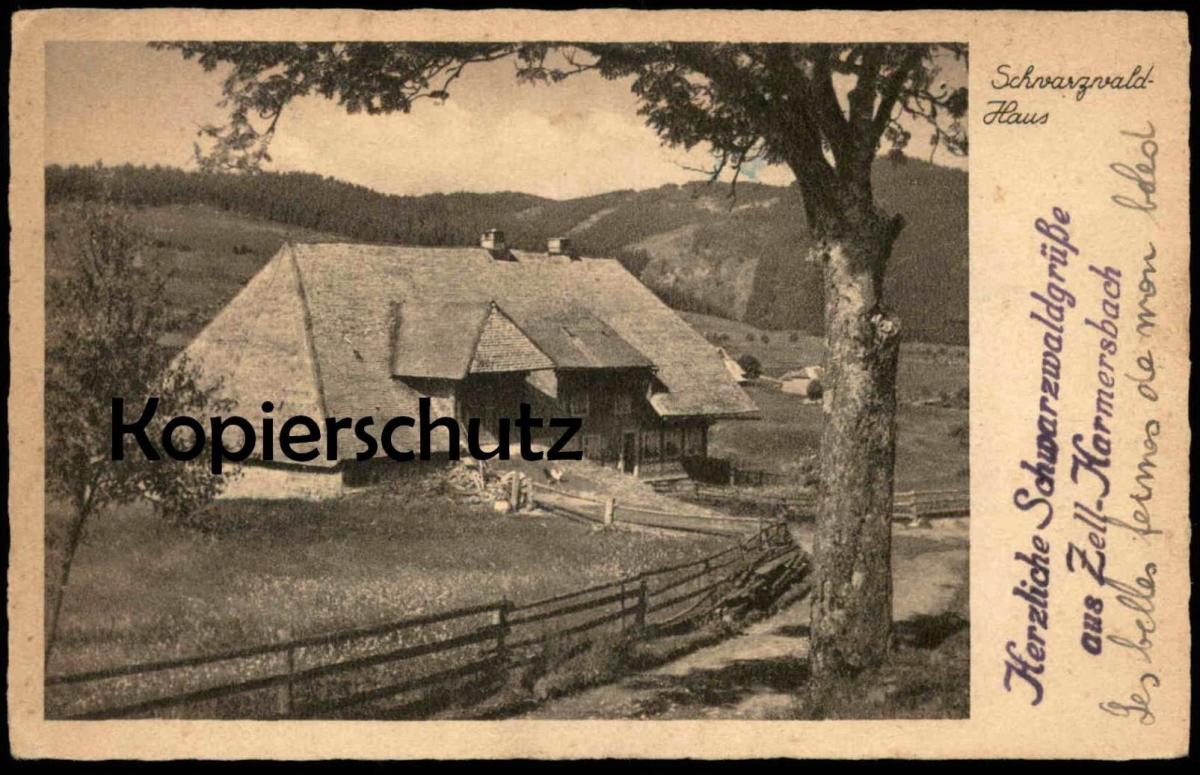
xmin=180 ymin=231 xmax=757 ymax=498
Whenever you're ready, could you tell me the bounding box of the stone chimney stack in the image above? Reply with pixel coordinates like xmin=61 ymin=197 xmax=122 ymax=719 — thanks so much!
xmin=480 ymin=229 xmax=506 ymax=251
xmin=547 ymin=237 xmax=574 ymax=257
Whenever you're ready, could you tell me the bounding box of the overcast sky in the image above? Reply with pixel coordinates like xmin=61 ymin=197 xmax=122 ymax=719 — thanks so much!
xmin=46 ymin=42 xmax=965 ymax=200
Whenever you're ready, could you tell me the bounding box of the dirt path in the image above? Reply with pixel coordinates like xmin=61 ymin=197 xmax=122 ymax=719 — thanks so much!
xmin=520 ymin=518 xmax=968 ymax=720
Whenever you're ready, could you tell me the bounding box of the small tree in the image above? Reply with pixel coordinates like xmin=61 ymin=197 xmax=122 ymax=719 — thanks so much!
xmin=44 ymin=200 xmax=229 ymax=661
xmin=736 ymin=354 xmax=763 ymax=380
xmin=806 ymin=378 xmax=825 ymax=402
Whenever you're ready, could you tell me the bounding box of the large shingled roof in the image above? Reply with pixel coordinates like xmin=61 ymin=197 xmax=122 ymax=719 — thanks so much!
xmin=390 ymin=301 xmax=555 ymax=379
xmin=515 ymin=305 xmax=653 ymax=371
xmin=181 ymin=242 xmax=757 ymax=462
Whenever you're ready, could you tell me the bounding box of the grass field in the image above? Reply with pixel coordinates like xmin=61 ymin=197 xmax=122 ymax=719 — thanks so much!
xmin=682 ymin=311 xmax=969 ymax=402
xmin=708 ymin=384 xmax=968 ymax=492
xmin=682 ymin=311 xmax=969 ymax=493
xmin=45 ymin=491 xmax=726 ymax=678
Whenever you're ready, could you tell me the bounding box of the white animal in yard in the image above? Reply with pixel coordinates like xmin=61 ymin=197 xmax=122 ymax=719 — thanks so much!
xmin=544 ymin=465 xmax=565 ymax=484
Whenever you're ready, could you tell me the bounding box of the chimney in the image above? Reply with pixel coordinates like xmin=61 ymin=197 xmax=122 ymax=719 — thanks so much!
xmin=480 ymin=229 xmax=506 ymax=251
xmin=547 ymin=237 xmax=575 ymax=257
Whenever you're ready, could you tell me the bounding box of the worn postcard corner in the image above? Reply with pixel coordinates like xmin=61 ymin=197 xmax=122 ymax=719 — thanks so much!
xmin=7 ymin=7 xmax=1192 ymax=761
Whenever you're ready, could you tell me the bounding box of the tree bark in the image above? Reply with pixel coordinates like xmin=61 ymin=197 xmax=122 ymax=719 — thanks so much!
xmin=808 ymin=213 xmax=902 ymax=689
xmin=45 ymin=500 xmax=91 ymax=665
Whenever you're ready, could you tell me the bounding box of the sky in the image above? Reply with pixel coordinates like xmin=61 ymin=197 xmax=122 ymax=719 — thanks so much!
xmin=46 ymin=42 xmax=965 ymax=200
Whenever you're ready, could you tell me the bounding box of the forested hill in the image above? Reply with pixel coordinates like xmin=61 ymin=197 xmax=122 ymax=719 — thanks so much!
xmin=46 ymin=162 xmax=967 ymax=344
xmin=46 ymin=164 xmax=545 ymax=248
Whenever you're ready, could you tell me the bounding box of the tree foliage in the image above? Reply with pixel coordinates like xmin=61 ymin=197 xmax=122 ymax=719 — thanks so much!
xmin=45 ymin=162 xmax=520 ymax=247
xmin=736 ymin=354 xmax=763 ymax=380
xmin=45 ymin=199 xmax=230 ymax=657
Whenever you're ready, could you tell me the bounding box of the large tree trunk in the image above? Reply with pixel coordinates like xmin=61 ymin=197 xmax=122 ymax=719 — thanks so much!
xmin=808 ymin=213 xmax=902 ymax=689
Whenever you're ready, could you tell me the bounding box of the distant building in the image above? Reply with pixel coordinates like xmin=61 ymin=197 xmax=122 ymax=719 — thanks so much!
xmin=180 ymin=232 xmax=758 ymax=498
xmin=779 ymin=365 xmax=824 ymax=396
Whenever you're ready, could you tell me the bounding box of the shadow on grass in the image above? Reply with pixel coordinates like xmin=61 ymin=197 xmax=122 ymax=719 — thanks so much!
xmin=599 ymin=612 xmax=969 ymax=720
xmin=774 ymin=612 xmax=965 ymax=651
xmin=625 ymin=655 xmax=812 ymax=717
xmin=772 ymin=623 xmax=811 ymax=638
xmin=895 ymin=611 xmax=969 ymax=650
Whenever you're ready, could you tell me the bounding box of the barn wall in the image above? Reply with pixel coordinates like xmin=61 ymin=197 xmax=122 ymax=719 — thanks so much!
xmin=780 ymin=379 xmax=814 ymax=395
xmin=219 ymin=462 xmax=345 ymax=500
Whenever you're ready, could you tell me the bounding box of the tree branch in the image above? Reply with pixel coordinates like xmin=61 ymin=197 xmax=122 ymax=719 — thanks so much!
xmin=872 ymin=46 xmax=928 ymax=139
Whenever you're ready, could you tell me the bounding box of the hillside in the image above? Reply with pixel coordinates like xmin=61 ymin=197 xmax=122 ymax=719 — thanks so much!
xmin=44 ymin=204 xmax=345 ymax=348
xmin=46 ymin=161 xmax=967 ymax=344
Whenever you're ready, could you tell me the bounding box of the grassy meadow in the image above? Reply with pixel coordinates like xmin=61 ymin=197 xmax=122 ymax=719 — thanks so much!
xmin=45 ymin=491 xmax=726 ymax=679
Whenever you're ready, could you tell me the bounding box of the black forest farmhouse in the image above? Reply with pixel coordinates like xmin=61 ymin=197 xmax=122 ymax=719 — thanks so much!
xmin=180 ymin=230 xmax=757 ymax=498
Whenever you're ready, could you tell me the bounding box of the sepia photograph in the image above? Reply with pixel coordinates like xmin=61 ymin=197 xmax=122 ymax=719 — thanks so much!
xmin=41 ymin=39 xmax=970 ymax=721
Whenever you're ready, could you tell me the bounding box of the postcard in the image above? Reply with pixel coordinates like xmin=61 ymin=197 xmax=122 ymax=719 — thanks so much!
xmin=7 ymin=8 xmax=1190 ymax=760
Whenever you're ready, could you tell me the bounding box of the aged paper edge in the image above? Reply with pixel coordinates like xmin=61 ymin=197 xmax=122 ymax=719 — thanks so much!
xmin=9 ymin=8 xmax=1192 ymax=760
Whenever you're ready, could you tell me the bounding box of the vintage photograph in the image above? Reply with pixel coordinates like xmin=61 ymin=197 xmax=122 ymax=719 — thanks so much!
xmin=42 ymin=40 xmax=969 ymax=721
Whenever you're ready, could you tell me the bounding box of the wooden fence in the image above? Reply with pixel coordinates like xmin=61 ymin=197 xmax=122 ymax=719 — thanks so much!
xmin=527 ymin=482 xmax=772 ymax=537
xmin=45 ymin=520 xmax=798 ymax=720
xmin=688 ymin=485 xmax=816 ymax=515
xmin=685 ymin=484 xmax=969 ymax=523
xmin=892 ymin=488 xmax=972 ymax=523
xmin=729 ymin=468 xmax=794 ymax=487
xmin=680 ymin=455 xmax=792 ymax=488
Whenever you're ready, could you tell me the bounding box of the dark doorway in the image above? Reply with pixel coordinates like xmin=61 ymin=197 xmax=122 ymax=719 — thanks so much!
xmin=622 ymin=432 xmax=637 ymax=474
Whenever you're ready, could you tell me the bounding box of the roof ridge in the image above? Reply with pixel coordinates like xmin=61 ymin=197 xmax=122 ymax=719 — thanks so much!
xmin=488 ymin=302 xmax=556 ymax=370
xmin=288 ymin=244 xmax=331 ymax=418
xmin=462 ymin=300 xmax=496 ymax=372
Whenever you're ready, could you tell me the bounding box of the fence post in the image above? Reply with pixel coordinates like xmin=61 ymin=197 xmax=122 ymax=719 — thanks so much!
xmin=510 ymin=474 xmax=522 ymax=512
xmin=635 ymin=577 xmax=648 ymax=629
xmin=494 ymin=600 xmax=511 ymax=663
xmin=603 ymin=497 xmax=615 ymax=527
xmin=276 ymin=633 xmax=295 ymax=718
xmin=620 ymin=579 xmax=628 ymax=632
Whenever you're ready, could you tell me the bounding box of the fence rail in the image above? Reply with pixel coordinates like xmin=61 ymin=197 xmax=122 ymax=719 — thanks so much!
xmin=689 ymin=485 xmax=816 ymax=513
xmin=527 ymin=482 xmax=771 ymax=538
xmin=685 ymin=484 xmax=969 ymax=523
xmin=46 ymin=517 xmax=799 ymax=721
xmin=893 ymin=489 xmax=971 ymax=522
xmin=680 ymin=455 xmax=797 ymax=488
